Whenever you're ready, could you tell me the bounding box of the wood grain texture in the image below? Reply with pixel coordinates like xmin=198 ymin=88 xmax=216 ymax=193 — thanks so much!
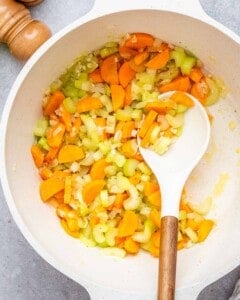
xmin=158 ymin=216 xmax=178 ymax=300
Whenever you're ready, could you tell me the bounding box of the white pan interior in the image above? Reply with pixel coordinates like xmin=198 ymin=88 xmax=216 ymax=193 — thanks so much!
xmin=2 ymin=9 xmax=240 ymax=298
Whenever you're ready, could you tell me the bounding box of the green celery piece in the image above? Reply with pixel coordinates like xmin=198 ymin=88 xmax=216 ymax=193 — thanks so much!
xmin=123 ymin=159 xmax=138 ymax=177
xmin=181 ymin=56 xmax=196 ymax=75
xmin=205 ymin=77 xmax=221 ymax=106
xmin=100 ymin=47 xmax=118 ymax=58
xmin=63 ymin=97 xmax=77 ymax=114
xmin=38 ymin=137 xmax=50 ymax=151
xmin=33 ymin=118 xmax=48 ymax=137
xmin=170 ymin=47 xmax=186 ymax=68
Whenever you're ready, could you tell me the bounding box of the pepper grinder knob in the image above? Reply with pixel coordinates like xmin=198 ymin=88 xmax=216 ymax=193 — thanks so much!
xmin=0 ymin=0 xmax=51 ymax=60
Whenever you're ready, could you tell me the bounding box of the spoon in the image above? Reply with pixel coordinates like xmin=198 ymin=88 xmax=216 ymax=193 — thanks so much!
xmin=138 ymin=91 xmax=211 ymax=300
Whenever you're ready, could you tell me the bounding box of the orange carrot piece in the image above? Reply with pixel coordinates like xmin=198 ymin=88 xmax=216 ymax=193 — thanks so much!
xmin=119 ymin=46 xmax=138 ymax=59
xmin=117 ymin=210 xmax=139 ymax=237
xmin=189 ymin=68 xmax=203 ymax=83
xmin=129 ymin=172 xmax=142 ymax=185
xmin=140 ymin=122 xmax=158 ymax=147
xmin=124 ymin=237 xmax=140 ymax=254
xmin=77 ymin=96 xmax=103 ymax=113
xmin=145 ymin=100 xmax=177 ymax=114
xmin=138 ymin=110 xmax=158 ymax=138
xmin=147 ymin=190 xmax=161 ymax=208
xmin=47 ymin=122 xmax=65 ymax=148
xmin=89 ymin=213 xmax=100 ymax=226
xmin=31 ymin=145 xmax=44 ymax=168
xmin=197 ymin=219 xmax=214 ymax=242
xmin=187 ymin=219 xmax=200 ymax=231
xmin=121 ymin=139 xmax=138 ymax=158
xmin=60 ymin=219 xmax=80 ymax=238
xmin=61 ymin=106 xmax=72 ymax=131
xmin=115 ymin=236 xmax=126 ymax=248
xmin=89 ymin=68 xmax=104 ymax=83
xmin=124 ymin=83 xmax=132 ymax=106
xmin=134 ymin=51 xmax=149 ymax=66
xmin=152 ymin=230 xmax=160 ymax=248
xmin=145 ymin=48 xmax=170 ymax=69
xmin=144 ymin=182 xmax=159 ymax=197
xmin=43 ymin=90 xmax=65 ymax=116
xmin=100 ymin=54 xmax=119 ymax=84
xmin=114 ymin=193 xmax=128 ymax=209
xmin=119 ymin=62 xmax=136 ymax=88
xmin=110 ymin=84 xmax=125 ymax=111
xmin=170 ymin=91 xmax=194 ymax=107
xmin=58 ymin=144 xmax=85 ymax=164
xmin=177 ymin=236 xmax=188 ymax=250
xmin=44 ymin=147 xmax=59 ymax=163
xmin=124 ymin=32 xmax=154 ymax=50
xmin=149 ymin=208 xmax=161 ymax=228
xmin=94 ymin=117 xmax=106 ymax=127
xmin=40 ymin=176 xmax=65 ymax=202
xmin=159 ymin=76 xmax=191 ymax=93
xmin=121 ymin=121 xmax=136 ymax=139
xmin=39 ymin=167 xmax=53 ymax=180
xmin=180 ymin=200 xmax=193 ymax=213
xmin=190 ymin=79 xmax=209 ymax=105
xmin=90 ymin=158 xmax=109 ymax=180
xmin=82 ymin=179 xmax=106 ymax=204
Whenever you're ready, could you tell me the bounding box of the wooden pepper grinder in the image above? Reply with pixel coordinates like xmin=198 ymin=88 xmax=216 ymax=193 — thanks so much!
xmin=0 ymin=0 xmax=51 ymax=60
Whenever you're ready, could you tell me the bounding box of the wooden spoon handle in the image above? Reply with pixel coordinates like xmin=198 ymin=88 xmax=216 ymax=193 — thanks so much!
xmin=158 ymin=216 xmax=178 ymax=300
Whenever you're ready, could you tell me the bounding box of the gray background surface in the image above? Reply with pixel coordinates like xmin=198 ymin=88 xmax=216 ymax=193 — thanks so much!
xmin=0 ymin=1 xmax=240 ymax=299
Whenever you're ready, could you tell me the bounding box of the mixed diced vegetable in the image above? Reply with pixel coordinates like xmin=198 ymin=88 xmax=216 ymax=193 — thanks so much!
xmin=30 ymin=32 xmax=222 ymax=257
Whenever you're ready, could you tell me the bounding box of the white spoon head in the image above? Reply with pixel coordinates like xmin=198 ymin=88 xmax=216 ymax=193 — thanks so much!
xmin=138 ymin=91 xmax=211 ymax=181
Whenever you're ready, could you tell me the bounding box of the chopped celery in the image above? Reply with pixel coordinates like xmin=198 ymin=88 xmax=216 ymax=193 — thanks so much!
xmin=79 ymin=235 xmax=96 ymax=247
xmin=179 ymin=210 xmax=187 ymax=220
xmin=131 ymin=109 xmax=142 ymax=120
xmin=137 ymin=162 xmax=152 ymax=176
xmin=141 ymin=91 xmax=159 ymax=102
xmin=106 ymin=115 xmax=116 ymax=134
xmin=166 ymin=113 xmax=184 ymax=128
xmin=184 ymin=227 xmax=198 ymax=243
xmin=176 ymin=104 xmax=187 ymax=114
xmin=136 ymin=72 xmax=156 ymax=87
xmin=149 ymin=125 xmax=161 ymax=144
xmin=150 ymin=136 xmax=172 ymax=155
xmin=116 ymin=107 xmax=133 ymax=121
xmin=156 ymin=61 xmax=179 ymax=82
xmin=100 ymin=46 xmax=118 ymax=58
xmin=33 ymin=118 xmax=48 ymax=137
xmin=105 ymin=165 xmax=117 ymax=176
xmin=105 ymin=228 xmax=118 ymax=246
xmin=38 ymin=137 xmax=50 ymax=151
xmin=100 ymin=95 xmax=113 ymax=113
xmin=99 ymin=140 xmax=111 ymax=155
xmin=205 ymin=77 xmax=221 ymax=106
xmin=123 ymin=159 xmax=138 ymax=177
xmin=63 ymin=97 xmax=77 ymax=114
xmin=170 ymin=47 xmax=186 ymax=68
xmin=116 ymin=175 xmax=131 ymax=191
xmin=132 ymin=220 xmax=155 ymax=243
xmin=106 ymin=151 xmax=126 ymax=167
xmin=101 ymin=247 xmax=126 ymax=258
xmin=50 ymin=79 xmax=62 ymax=92
xmin=93 ymin=224 xmax=108 ymax=244
xmin=123 ymin=185 xmax=141 ymax=210
xmin=181 ymin=56 xmax=196 ymax=75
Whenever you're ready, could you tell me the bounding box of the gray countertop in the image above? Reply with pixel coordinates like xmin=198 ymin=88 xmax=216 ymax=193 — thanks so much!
xmin=1 ymin=1 xmax=240 ymax=299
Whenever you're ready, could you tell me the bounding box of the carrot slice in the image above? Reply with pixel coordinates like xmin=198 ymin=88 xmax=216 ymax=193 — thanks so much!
xmin=114 ymin=193 xmax=128 ymax=209
xmin=47 ymin=123 xmax=66 ymax=148
xmin=189 ymin=68 xmax=203 ymax=83
xmin=82 ymin=180 xmax=106 ymax=204
xmin=129 ymin=172 xmax=142 ymax=185
xmin=77 ymin=96 xmax=103 ymax=113
xmin=159 ymin=76 xmax=191 ymax=93
xmin=190 ymin=79 xmax=209 ymax=105
xmin=138 ymin=110 xmax=158 ymax=138
xmin=90 ymin=158 xmax=109 ymax=180
xmin=170 ymin=91 xmax=194 ymax=107
xmin=152 ymin=230 xmax=160 ymax=248
xmin=31 ymin=145 xmax=44 ymax=168
xmin=197 ymin=220 xmax=214 ymax=242
xmin=58 ymin=144 xmax=85 ymax=164
xmin=89 ymin=68 xmax=103 ymax=83
xmin=100 ymin=54 xmax=119 ymax=84
xmin=145 ymin=49 xmax=170 ymax=69
xmin=149 ymin=208 xmax=161 ymax=228
xmin=134 ymin=51 xmax=149 ymax=66
xmin=119 ymin=46 xmax=138 ymax=59
xmin=121 ymin=121 xmax=136 ymax=139
xmin=147 ymin=190 xmax=161 ymax=208
xmin=61 ymin=106 xmax=72 ymax=131
xmin=44 ymin=147 xmax=59 ymax=163
xmin=119 ymin=62 xmax=136 ymax=88
xmin=145 ymin=100 xmax=177 ymax=114
xmin=110 ymin=84 xmax=125 ymax=111
xmin=140 ymin=122 xmax=158 ymax=147
xmin=124 ymin=237 xmax=140 ymax=254
xmin=40 ymin=177 xmax=65 ymax=202
xmin=124 ymin=83 xmax=132 ymax=106
xmin=121 ymin=139 xmax=138 ymax=158
xmin=124 ymin=32 xmax=154 ymax=50
xmin=94 ymin=117 xmax=106 ymax=127
xmin=144 ymin=182 xmax=159 ymax=197
xmin=43 ymin=91 xmax=65 ymax=116
xmin=117 ymin=210 xmax=138 ymax=237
